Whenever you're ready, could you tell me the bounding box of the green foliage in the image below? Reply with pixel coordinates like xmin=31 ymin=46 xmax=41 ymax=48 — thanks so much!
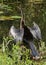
xmin=11 ymin=16 xmax=21 ymax=19
xmin=0 ymin=4 xmax=21 ymax=21
xmin=0 ymin=0 xmax=46 ymax=65
xmin=0 ymin=53 xmax=13 ymax=65
xmin=39 ymin=41 xmax=46 ymax=51
xmin=0 ymin=37 xmax=46 ymax=65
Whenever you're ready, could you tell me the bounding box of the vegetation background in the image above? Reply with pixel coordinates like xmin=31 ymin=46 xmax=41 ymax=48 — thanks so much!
xmin=0 ymin=0 xmax=46 ymax=65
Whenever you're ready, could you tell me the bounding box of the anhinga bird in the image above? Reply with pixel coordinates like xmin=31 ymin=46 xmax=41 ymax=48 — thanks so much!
xmin=9 ymin=20 xmax=42 ymax=60
xmin=9 ymin=7 xmax=42 ymax=60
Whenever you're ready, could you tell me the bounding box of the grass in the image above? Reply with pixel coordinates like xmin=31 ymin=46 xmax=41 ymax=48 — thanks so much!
xmin=0 ymin=36 xmax=46 ymax=65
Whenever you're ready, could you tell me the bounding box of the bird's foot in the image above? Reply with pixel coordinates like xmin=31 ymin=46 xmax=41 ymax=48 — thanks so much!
xmin=33 ymin=56 xmax=40 ymax=60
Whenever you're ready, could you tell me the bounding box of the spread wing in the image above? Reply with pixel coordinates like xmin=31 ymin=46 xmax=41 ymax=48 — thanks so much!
xmin=32 ymin=22 xmax=42 ymax=40
xmin=9 ymin=25 xmax=24 ymax=42
xmin=28 ymin=22 xmax=42 ymax=40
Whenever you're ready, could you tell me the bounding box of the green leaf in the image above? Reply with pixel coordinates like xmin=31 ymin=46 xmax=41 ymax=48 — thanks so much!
xmin=11 ymin=16 xmax=21 ymax=19
xmin=0 ymin=15 xmax=21 ymax=20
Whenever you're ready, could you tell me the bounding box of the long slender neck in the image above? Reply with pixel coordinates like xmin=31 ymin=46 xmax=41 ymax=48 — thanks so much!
xmin=20 ymin=18 xmax=25 ymax=29
xmin=20 ymin=7 xmax=25 ymax=29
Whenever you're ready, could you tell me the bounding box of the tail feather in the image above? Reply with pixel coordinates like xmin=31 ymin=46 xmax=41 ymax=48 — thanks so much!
xmin=23 ymin=39 xmax=39 ymax=57
xmin=29 ymin=41 xmax=39 ymax=57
